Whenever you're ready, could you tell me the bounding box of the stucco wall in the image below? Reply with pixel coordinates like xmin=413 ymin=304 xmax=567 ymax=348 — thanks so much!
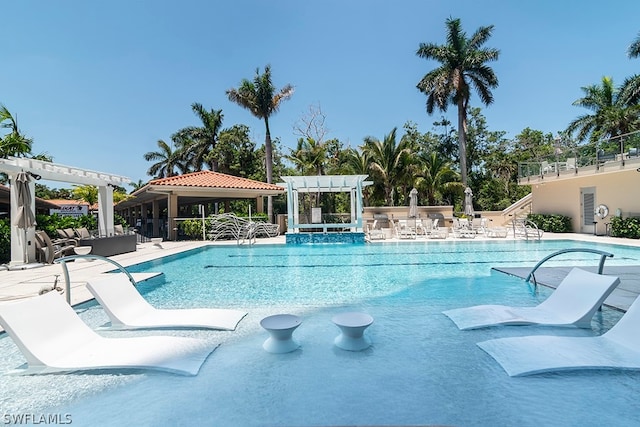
xmin=531 ymin=168 xmax=640 ymax=232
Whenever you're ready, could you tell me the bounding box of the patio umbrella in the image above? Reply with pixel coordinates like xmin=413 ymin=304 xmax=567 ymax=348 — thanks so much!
xmin=464 ymin=187 xmax=474 ymax=217
xmin=11 ymin=171 xmax=37 ymax=263
xmin=408 ymin=188 xmax=418 ymax=218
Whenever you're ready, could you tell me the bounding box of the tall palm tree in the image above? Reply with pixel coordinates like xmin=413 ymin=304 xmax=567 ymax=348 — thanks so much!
xmin=416 ymin=152 xmax=461 ymax=206
xmin=567 ymin=76 xmax=640 ymax=145
xmin=226 ymin=65 xmax=294 ymax=221
xmin=416 ymin=17 xmax=499 ymax=186
xmin=143 ymin=139 xmax=186 ymax=178
xmin=0 ymin=105 xmax=32 ymax=158
xmin=173 ymin=103 xmax=224 ymax=172
xmin=362 ymin=128 xmax=413 ymax=206
xmin=621 ymin=32 xmax=640 ymax=105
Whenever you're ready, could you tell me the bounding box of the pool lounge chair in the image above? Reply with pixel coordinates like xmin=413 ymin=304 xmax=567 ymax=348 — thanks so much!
xmin=478 ymin=289 xmax=640 ymax=376
xmin=0 ymin=291 xmax=217 ymax=376
xmin=443 ymin=268 xmax=620 ymax=330
xmin=86 ymin=273 xmax=248 ymax=330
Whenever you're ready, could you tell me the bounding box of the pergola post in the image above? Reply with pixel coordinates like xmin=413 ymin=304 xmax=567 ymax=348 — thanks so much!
xmin=98 ymin=185 xmax=114 ymax=237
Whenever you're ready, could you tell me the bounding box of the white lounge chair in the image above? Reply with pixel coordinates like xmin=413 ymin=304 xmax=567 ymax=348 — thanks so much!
xmin=86 ymin=273 xmax=248 ymax=330
xmin=478 ymin=289 xmax=640 ymax=376
xmin=366 ymin=220 xmax=386 ymax=240
xmin=0 ymin=291 xmax=216 ymax=376
xmin=443 ymin=268 xmax=620 ymax=330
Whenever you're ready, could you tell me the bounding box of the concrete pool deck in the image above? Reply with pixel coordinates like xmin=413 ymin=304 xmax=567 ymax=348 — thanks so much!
xmin=1 ymin=232 xmax=639 ymax=315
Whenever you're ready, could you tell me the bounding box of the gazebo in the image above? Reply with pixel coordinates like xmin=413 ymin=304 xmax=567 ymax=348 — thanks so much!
xmin=115 ymin=170 xmax=286 ymax=240
xmin=279 ymin=175 xmax=371 ymax=243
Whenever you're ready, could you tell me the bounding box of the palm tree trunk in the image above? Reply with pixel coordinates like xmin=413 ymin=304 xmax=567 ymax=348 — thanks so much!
xmin=264 ymin=117 xmax=274 ymax=223
xmin=457 ymin=100 xmax=468 ymax=186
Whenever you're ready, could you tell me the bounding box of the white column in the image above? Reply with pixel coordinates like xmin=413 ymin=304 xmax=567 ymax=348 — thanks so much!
xmin=98 ymin=185 xmax=114 ymax=237
xmin=167 ymin=193 xmax=178 ymax=240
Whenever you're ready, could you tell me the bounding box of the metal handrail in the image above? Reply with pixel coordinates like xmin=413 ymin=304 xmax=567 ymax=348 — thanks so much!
xmin=525 ymin=248 xmax=614 ymax=288
xmin=54 ymin=254 xmax=137 ymax=304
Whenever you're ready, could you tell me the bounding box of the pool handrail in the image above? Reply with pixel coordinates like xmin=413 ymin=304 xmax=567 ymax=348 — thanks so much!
xmin=525 ymin=248 xmax=614 ymax=289
xmin=54 ymin=254 xmax=137 ymax=304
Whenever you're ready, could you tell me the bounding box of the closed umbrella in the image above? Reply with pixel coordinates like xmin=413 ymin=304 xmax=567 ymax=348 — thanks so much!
xmin=464 ymin=187 xmax=474 ymax=217
xmin=408 ymin=188 xmax=418 ymax=218
xmin=11 ymin=171 xmax=37 ymax=263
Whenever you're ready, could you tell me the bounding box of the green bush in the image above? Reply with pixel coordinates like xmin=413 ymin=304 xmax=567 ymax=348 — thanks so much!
xmin=527 ymin=213 xmax=573 ymax=233
xmin=180 ymin=219 xmax=205 ymax=239
xmin=0 ymin=219 xmax=11 ymax=264
xmin=610 ymin=216 xmax=640 ymax=239
xmin=35 ymin=214 xmax=98 ymax=238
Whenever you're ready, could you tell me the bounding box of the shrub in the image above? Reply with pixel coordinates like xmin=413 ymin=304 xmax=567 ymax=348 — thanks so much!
xmin=610 ymin=216 xmax=640 ymax=239
xmin=35 ymin=214 xmax=98 ymax=238
xmin=180 ymin=219 xmax=205 ymax=239
xmin=0 ymin=219 xmax=11 ymax=264
xmin=527 ymin=213 xmax=572 ymax=233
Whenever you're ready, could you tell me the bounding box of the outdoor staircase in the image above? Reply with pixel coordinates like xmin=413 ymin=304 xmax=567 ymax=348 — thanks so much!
xmin=499 ymin=193 xmax=532 ymax=226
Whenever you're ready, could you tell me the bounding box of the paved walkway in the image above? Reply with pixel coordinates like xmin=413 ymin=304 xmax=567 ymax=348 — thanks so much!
xmin=1 ymin=232 xmax=638 ymax=313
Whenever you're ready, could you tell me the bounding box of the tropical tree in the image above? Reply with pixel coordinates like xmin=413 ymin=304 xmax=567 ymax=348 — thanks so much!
xmin=226 ymin=65 xmax=294 ymax=221
xmin=129 ymin=179 xmax=147 ymax=192
xmin=286 ymin=137 xmax=327 ymax=176
xmin=173 ymin=103 xmax=223 ymax=172
xmin=621 ymin=31 xmax=640 ymax=105
xmin=415 ymin=152 xmax=461 ymax=206
xmin=416 ymin=17 xmax=500 ymax=186
xmin=143 ymin=138 xmax=187 ymax=178
xmin=566 ymin=76 xmax=640 ymax=148
xmin=362 ymin=127 xmax=414 ymax=206
xmin=72 ymin=185 xmax=98 ymax=205
xmin=214 ymin=124 xmax=258 ymax=178
xmin=341 ymin=148 xmax=373 ymax=205
xmin=0 ymin=105 xmax=32 ymax=158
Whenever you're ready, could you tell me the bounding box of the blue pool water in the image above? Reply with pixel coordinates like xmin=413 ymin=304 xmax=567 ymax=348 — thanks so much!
xmin=1 ymin=239 xmax=640 ymax=426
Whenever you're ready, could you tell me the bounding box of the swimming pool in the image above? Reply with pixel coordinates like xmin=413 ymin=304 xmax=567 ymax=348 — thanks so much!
xmin=1 ymin=240 xmax=639 ymax=426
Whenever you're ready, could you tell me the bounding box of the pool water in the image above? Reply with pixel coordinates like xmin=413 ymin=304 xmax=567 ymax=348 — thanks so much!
xmin=1 ymin=240 xmax=639 ymax=426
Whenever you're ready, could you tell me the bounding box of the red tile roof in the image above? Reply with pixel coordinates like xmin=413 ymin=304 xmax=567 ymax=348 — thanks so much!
xmin=149 ymin=170 xmax=284 ymax=191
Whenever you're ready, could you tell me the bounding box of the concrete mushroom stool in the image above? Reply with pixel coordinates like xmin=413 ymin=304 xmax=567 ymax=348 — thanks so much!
xmin=332 ymin=312 xmax=373 ymax=351
xmin=260 ymin=314 xmax=302 ymax=353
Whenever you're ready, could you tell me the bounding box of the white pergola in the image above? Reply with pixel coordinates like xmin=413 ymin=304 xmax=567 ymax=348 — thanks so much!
xmin=0 ymin=157 xmax=130 ymax=266
xmin=279 ymin=175 xmax=371 ymax=233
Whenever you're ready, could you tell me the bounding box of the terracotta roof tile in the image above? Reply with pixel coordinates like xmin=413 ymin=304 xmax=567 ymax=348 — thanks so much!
xmin=149 ymin=170 xmax=284 ymax=191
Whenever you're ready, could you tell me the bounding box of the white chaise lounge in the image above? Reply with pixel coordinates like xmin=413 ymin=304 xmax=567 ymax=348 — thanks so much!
xmin=478 ymin=290 xmax=640 ymax=376
xmin=443 ymin=268 xmax=620 ymax=330
xmin=0 ymin=291 xmax=216 ymax=375
xmin=87 ymin=274 xmax=247 ymax=330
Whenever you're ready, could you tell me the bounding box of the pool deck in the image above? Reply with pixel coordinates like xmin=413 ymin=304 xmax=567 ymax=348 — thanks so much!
xmin=1 ymin=232 xmax=639 ymax=315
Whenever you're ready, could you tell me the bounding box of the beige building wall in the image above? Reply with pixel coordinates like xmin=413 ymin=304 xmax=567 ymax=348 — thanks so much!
xmin=531 ymin=168 xmax=640 ymax=233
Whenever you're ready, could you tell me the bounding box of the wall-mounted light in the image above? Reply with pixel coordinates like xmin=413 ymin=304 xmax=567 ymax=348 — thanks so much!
xmin=27 ymin=171 xmax=42 ymax=180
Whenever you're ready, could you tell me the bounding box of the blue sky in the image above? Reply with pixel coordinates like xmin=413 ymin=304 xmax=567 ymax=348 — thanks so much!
xmin=3 ymin=0 xmax=640 ymax=188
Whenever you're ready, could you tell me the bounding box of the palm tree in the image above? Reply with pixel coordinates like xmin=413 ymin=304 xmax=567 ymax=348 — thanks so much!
xmin=416 ymin=152 xmax=462 ymax=206
xmin=566 ymin=76 xmax=640 ymax=146
xmin=0 ymin=105 xmax=32 ymax=158
xmin=173 ymin=103 xmax=224 ymax=172
xmin=143 ymin=139 xmax=186 ymax=178
xmin=621 ymin=32 xmax=640 ymax=105
xmin=362 ymin=128 xmax=413 ymax=206
xmin=286 ymin=137 xmax=327 ymax=176
xmin=72 ymin=185 xmax=98 ymax=206
xmin=416 ymin=17 xmax=499 ymax=186
xmin=226 ymin=65 xmax=294 ymax=221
